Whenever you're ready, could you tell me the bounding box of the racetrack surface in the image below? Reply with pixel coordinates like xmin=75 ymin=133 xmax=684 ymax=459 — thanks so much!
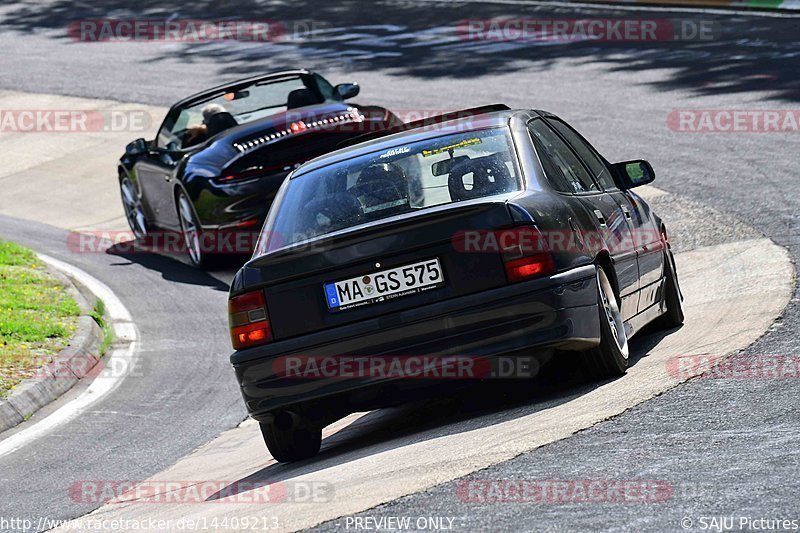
xmin=1 ymin=1 xmax=799 ymax=531
xmin=53 ymin=234 xmax=793 ymax=532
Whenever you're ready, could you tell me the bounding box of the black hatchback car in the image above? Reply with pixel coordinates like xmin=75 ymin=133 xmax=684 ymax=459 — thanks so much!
xmin=228 ymin=105 xmax=684 ymax=462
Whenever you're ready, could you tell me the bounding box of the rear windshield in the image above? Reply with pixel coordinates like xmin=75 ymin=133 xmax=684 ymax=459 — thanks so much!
xmin=260 ymin=127 xmax=520 ymax=253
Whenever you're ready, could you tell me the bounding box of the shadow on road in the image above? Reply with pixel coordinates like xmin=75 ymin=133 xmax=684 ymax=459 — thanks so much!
xmin=2 ymin=0 xmax=800 ymax=101
xmin=209 ymin=325 xmax=679 ymax=500
xmin=105 ymin=241 xmax=238 ymax=290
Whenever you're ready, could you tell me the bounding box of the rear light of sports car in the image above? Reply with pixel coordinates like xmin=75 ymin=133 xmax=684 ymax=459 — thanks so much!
xmin=494 ymin=226 xmax=555 ymax=283
xmin=217 ymin=160 xmax=307 ymax=184
xmin=234 ymin=110 xmax=365 ymax=154
xmin=219 ymin=168 xmax=265 ymax=182
xmin=229 ymin=290 xmax=272 ymax=350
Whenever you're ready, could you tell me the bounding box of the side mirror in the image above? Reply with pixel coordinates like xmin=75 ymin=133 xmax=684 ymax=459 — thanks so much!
xmin=126 ymin=138 xmax=148 ymax=156
xmin=613 ymin=160 xmax=655 ymax=189
xmin=334 ymin=83 xmax=360 ymax=100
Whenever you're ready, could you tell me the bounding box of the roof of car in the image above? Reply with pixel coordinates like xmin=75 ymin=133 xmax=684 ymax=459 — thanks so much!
xmin=292 ymin=108 xmax=523 ymax=178
xmin=172 ymin=68 xmax=313 ymax=110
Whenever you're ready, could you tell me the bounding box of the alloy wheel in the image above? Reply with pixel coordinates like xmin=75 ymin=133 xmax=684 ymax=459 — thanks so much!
xmin=597 ymin=268 xmax=629 ymax=359
xmin=120 ymin=177 xmax=148 ymax=240
xmin=178 ymin=194 xmax=202 ymax=266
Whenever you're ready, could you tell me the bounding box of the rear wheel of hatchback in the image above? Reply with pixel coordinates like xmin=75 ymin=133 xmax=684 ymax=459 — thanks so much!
xmin=578 ymin=266 xmax=629 ymax=380
xmin=259 ymin=419 xmax=322 ymax=463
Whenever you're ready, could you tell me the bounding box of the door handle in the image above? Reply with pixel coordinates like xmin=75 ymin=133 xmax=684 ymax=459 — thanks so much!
xmin=593 ymin=209 xmax=607 ymax=227
xmin=621 ymin=206 xmax=632 ymax=219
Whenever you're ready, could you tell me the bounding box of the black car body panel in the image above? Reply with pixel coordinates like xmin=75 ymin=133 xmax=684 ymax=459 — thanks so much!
xmin=229 ymin=107 xmax=673 ymax=423
xmin=242 ymin=199 xmax=518 ymax=339
xmin=233 ymin=265 xmax=599 ymax=420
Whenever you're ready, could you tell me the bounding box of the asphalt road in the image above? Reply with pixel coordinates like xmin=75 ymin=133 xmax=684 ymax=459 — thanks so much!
xmin=0 ymin=215 xmax=244 ymax=523
xmin=1 ymin=0 xmax=799 ymax=531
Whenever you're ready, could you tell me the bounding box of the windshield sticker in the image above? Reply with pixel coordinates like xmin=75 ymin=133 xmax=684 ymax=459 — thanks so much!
xmin=379 ymin=146 xmax=410 ymax=159
xmin=421 ymin=138 xmax=482 ymax=157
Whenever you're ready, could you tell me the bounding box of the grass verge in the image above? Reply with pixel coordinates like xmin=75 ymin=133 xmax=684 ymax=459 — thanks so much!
xmin=90 ymin=299 xmax=114 ymax=356
xmin=0 ymin=241 xmax=80 ymax=398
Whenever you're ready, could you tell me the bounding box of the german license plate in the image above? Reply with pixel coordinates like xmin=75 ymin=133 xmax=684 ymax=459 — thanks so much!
xmin=324 ymin=258 xmax=444 ymax=312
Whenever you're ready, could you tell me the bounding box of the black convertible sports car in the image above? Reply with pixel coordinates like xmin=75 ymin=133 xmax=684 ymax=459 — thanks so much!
xmin=228 ymin=105 xmax=684 ymax=462
xmin=118 ymin=69 xmax=399 ymax=267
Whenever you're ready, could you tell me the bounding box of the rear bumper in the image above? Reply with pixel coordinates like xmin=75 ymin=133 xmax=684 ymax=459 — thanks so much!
xmin=231 ymin=264 xmax=600 ymax=421
xmin=195 ymin=171 xmax=287 ymax=231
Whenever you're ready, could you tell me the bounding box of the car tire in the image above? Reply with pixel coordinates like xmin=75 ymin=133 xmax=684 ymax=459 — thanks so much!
xmin=259 ymin=422 xmax=322 ymax=463
xmin=579 ymin=266 xmax=629 ymax=380
xmin=119 ymin=175 xmax=149 ymax=240
xmin=176 ymin=191 xmax=208 ymax=269
xmin=655 ymin=248 xmax=685 ymax=329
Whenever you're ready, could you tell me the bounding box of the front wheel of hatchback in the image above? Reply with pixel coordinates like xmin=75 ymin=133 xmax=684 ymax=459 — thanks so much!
xmin=259 ymin=421 xmax=322 ymax=463
xmin=579 ymin=266 xmax=629 ymax=380
xmin=176 ymin=191 xmax=208 ymax=269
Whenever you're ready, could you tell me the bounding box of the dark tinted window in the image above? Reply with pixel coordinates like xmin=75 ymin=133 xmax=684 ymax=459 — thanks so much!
xmin=548 ymin=119 xmax=616 ymax=190
xmin=528 ymin=123 xmax=571 ymax=193
xmin=260 ymin=128 xmax=520 ymax=253
xmin=528 ymin=119 xmax=599 ymax=194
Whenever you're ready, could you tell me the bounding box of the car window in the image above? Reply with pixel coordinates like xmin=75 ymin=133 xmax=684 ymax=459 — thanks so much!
xmin=156 ymin=126 xmax=179 ymax=150
xmin=547 ymin=119 xmax=617 ymax=190
xmin=156 ymin=111 xmax=182 ymax=150
xmin=261 ymin=128 xmax=521 ymax=252
xmin=527 ymin=123 xmax=571 ymax=193
xmin=528 ymin=119 xmax=599 ymax=194
xmin=314 ymin=73 xmax=336 ymax=100
xmin=159 ymin=76 xmax=320 ymax=150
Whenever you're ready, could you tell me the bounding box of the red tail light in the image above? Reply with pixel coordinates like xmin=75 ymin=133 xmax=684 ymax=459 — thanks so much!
xmin=218 ymin=168 xmax=265 ymax=182
xmin=494 ymin=226 xmax=556 ymax=283
xmin=229 ymin=290 xmax=272 ymax=350
xmin=504 ymin=255 xmax=555 ymax=282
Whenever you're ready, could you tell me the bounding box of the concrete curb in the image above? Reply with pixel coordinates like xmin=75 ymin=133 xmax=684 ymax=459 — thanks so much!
xmin=0 ymin=263 xmax=104 ymax=433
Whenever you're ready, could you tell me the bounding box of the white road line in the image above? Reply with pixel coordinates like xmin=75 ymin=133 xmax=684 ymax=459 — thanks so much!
xmin=0 ymin=254 xmax=139 ymax=458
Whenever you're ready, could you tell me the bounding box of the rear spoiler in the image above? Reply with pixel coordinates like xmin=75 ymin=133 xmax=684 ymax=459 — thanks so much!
xmin=336 ymin=104 xmax=511 ymax=150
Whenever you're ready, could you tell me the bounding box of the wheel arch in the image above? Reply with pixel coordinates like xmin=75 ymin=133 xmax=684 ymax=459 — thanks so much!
xmin=594 ymin=250 xmax=621 ymax=304
xmin=173 ymin=182 xmax=209 ymax=230
xmin=659 ymin=221 xmax=670 ymax=245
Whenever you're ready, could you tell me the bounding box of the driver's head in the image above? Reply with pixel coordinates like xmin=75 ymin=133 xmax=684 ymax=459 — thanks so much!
xmin=357 ymin=162 xmax=406 ymax=187
xmin=201 ymin=103 xmax=227 ymax=124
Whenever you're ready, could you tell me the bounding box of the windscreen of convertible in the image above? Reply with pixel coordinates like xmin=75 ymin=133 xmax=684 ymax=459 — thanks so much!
xmin=262 ymin=128 xmax=521 ymax=253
